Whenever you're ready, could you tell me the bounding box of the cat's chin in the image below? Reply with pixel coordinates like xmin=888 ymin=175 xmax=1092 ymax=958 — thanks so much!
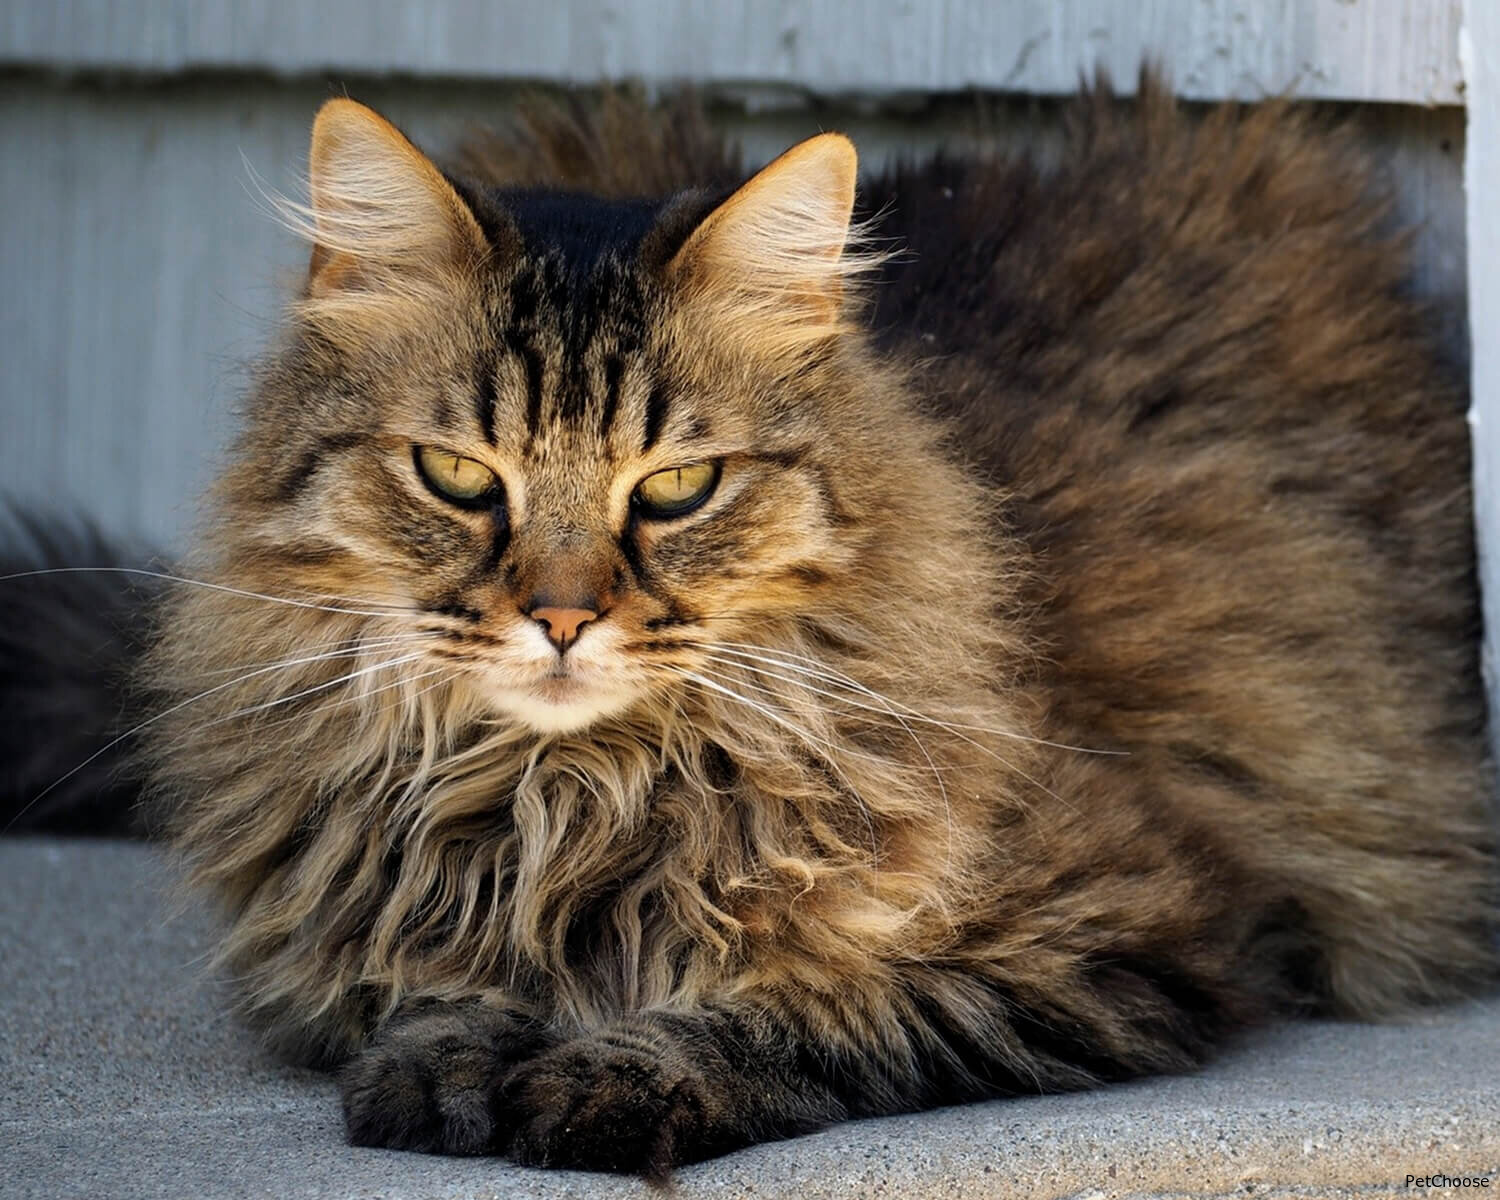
xmin=489 ymin=678 xmax=640 ymax=736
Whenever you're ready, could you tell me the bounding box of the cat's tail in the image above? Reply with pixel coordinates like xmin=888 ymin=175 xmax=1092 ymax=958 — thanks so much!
xmin=0 ymin=510 xmax=161 ymax=836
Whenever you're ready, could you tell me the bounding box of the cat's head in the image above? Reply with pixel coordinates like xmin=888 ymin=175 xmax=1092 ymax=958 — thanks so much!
xmin=221 ymin=99 xmax=950 ymax=737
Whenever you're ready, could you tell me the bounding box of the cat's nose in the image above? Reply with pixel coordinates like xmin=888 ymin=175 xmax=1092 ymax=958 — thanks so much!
xmin=527 ymin=605 xmax=598 ymax=652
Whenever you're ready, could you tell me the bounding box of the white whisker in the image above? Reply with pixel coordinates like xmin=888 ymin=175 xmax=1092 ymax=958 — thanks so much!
xmin=700 ymin=643 xmax=1079 ymax=817
xmin=707 ymin=641 xmax=1125 ymax=756
xmin=0 ymin=566 xmax=414 ymax=618
xmin=203 ymin=653 xmax=429 ymax=725
xmin=2 ymin=638 xmax=432 ymax=833
xmin=198 ymin=634 xmax=434 ymax=677
xmin=171 ymin=664 xmax=456 ymax=773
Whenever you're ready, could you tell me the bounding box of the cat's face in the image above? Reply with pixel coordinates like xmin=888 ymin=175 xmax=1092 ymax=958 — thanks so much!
xmin=237 ymin=101 xmax=868 ymax=734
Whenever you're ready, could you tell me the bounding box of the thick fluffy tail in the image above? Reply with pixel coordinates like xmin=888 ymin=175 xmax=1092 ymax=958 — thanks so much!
xmin=0 ymin=512 xmax=160 ymax=836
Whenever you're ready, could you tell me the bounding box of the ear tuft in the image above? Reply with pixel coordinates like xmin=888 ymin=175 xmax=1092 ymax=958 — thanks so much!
xmin=667 ymin=133 xmax=877 ymax=353
xmin=282 ymin=99 xmax=488 ymax=294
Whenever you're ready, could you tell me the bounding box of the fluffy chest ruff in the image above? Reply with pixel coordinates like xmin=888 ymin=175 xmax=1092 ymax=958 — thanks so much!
xmin=161 ymin=626 xmax=1003 ymax=1065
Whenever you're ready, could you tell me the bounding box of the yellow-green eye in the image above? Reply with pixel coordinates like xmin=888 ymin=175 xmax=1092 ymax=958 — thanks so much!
xmin=634 ymin=462 xmax=720 ymax=518
xmin=414 ymin=446 xmax=502 ymax=507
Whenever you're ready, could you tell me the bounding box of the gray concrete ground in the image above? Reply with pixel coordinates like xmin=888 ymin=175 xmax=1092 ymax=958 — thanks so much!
xmin=2 ymin=837 xmax=1496 ymax=1200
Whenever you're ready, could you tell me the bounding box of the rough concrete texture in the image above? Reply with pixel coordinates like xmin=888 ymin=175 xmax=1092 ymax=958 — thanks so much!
xmin=2 ymin=837 xmax=1496 ymax=1200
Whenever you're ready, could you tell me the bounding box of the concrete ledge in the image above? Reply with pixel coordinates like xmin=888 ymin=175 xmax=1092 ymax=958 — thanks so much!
xmin=2 ymin=837 xmax=1497 ymax=1200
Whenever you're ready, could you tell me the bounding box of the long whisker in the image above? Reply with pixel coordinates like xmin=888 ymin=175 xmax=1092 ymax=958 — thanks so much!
xmin=193 ymin=638 xmax=434 ymax=689
xmin=708 ymin=641 xmax=1125 ymax=757
xmin=202 ymin=653 xmax=430 ymax=725
xmin=0 ymin=566 xmax=415 ymax=618
xmin=702 ymin=643 xmax=1078 ymax=816
xmin=673 ymin=665 xmax=933 ymax=774
xmin=691 ymin=658 xmax=955 ymax=766
xmin=288 ymin=664 xmax=456 ymax=737
xmin=165 ymin=663 xmax=452 ymax=757
xmin=1 ymin=644 xmax=429 ymax=833
xmin=700 ymin=651 xmax=967 ymax=742
xmin=196 ymin=633 xmax=437 ymax=677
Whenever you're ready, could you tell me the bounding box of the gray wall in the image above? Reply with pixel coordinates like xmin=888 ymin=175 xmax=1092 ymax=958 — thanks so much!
xmin=0 ymin=2 xmax=1472 ymax=551
xmin=1 ymin=0 xmax=1463 ymax=103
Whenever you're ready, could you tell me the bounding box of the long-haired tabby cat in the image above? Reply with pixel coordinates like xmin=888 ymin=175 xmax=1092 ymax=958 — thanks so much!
xmin=22 ymin=72 xmax=1496 ymax=1175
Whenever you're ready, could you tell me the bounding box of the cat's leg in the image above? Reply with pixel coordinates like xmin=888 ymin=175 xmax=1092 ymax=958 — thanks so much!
xmin=494 ymin=952 xmax=1258 ymax=1174
xmin=340 ymin=995 xmax=840 ymax=1169
xmin=339 ymin=1000 xmax=835 ymax=1170
xmin=495 ymin=1007 xmax=848 ymax=1175
xmin=341 ymin=995 xmax=560 ymax=1155
xmin=341 ymin=932 xmax=1258 ymax=1171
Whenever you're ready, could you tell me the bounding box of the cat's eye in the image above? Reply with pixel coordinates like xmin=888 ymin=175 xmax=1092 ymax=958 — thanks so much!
xmin=633 ymin=462 xmax=721 ymax=518
xmin=414 ymin=446 xmax=502 ymax=507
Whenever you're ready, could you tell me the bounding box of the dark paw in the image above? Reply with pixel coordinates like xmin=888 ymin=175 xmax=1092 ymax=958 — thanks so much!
xmin=342 ymin=1002 xmax=550 ymax=1156
xmin=500 ymin=1026 xmax=713 ymax=1175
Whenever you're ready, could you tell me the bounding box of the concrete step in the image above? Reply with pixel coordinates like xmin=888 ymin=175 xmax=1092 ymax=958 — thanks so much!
xmin=2 ymin=837 xmax=1496 ymax=1200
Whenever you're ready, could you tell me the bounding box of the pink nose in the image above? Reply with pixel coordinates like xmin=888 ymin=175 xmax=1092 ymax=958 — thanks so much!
xmin=528 ymin=606 xmax=598 ymax=651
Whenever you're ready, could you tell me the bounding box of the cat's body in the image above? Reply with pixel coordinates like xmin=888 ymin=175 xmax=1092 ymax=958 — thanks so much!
xmin=118 ymin=78 xmax=1496 ymax=1173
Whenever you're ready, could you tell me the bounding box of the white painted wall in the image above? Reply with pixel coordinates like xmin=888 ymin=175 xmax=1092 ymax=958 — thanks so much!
xmin=1465 ymin=0 xmax=1500 ymax=752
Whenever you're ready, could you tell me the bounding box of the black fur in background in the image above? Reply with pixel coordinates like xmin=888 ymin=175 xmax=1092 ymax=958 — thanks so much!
xmin=0 ymin=511 xmax=157 ymax=836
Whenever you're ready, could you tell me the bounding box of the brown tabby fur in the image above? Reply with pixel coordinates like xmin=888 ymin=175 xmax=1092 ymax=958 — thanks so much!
xmin=144 ymin=74 xmax=1497 ymax=1175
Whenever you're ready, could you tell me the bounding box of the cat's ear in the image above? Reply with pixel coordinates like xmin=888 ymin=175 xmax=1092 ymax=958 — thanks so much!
xmin=666 ymin=133 xmax=867 ymax=351
xmin=302 ymin=99 xmax=489 ymax=294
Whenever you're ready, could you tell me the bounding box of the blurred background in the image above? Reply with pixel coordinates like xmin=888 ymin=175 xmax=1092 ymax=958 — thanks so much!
xmin=0 ymin=1 xmax=1472 ymax=553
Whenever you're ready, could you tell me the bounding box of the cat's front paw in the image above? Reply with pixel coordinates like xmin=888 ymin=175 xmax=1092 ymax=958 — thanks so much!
xmin=341 ymin=1001 xmax=551 ymax=1156
xmin=500 ymin=1026 xmax=715 ymax=1175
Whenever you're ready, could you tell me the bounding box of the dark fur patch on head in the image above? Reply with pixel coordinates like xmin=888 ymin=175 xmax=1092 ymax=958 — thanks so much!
xmin=493 ymin=189 xmax=665 ymax=277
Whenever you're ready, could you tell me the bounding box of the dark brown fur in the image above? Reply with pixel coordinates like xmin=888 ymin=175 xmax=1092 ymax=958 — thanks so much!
xmin=868 ymin=82 xmax=1493 ymax=1019
xmin=142 ymin=74 xmax=1495 ymax=1176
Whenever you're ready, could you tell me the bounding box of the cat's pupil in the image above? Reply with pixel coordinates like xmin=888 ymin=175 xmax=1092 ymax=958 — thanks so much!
xmin=415 ymin=445 xmax=502 ymax=508
xmin=634 ymin=462 xmax=719 ymax=516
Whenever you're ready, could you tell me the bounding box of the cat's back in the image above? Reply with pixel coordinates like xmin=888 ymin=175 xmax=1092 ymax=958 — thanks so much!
xmin=867 ymin=74 xmax=1482 ymax=753
xmin=866 ymin=74 xmax=1492 ymax=1015
xmin=866 ymin=73 xmax=1463 ymax=454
